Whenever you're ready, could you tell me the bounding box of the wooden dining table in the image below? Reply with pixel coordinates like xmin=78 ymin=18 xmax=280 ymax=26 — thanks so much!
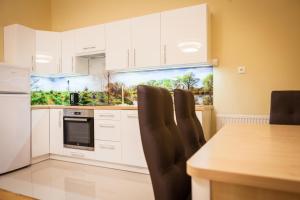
xmin=187 ymin=124 xmax=300 ymax=200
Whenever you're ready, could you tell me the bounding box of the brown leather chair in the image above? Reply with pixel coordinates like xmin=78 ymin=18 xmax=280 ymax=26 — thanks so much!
xmin=270 ymin=91 xmax=300 ymax=125
xmin=174 ymin=89 xmax=206 ymax=159
xmin=137 ymin=85 xmax=191 ymax=200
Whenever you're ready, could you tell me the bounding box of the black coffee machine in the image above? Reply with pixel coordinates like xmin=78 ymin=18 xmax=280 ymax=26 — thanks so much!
xmin=70 ymin=92 xmax=79 ymax=105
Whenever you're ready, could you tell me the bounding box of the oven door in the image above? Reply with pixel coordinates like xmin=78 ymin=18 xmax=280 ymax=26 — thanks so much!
xmin=63 ymin=117 xmax=94 ymax=151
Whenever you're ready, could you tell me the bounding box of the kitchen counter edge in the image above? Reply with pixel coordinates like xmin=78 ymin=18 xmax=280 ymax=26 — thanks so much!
xmin=31 ymin=105 xmax=213 ymax=111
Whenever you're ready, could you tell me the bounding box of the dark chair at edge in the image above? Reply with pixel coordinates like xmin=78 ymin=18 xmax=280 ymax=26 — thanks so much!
xmin=137 ymin=85 xmax=191 ymax=200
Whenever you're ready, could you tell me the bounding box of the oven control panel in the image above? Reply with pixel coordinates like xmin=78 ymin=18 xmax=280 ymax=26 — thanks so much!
xmin=64 ymin=109 xmax=94 ymax=118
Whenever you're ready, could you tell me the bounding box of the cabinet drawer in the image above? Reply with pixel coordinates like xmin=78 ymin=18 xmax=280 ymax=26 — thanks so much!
xmin=94 ymin=110 xmax=121 ymax=121
xmin=95 ymin=140 xmax=121 ymax=163
xmin=94 ymin=120 xmax=121 ymax=141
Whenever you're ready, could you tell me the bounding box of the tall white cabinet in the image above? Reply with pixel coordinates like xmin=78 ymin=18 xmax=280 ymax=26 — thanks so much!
xmin=4 ymin=24 xmax=35 ymax=69
xmin=35 ymin=31 xmax=61 ymax=74
xmin=161 ymin=4 xmax=208 ymax=65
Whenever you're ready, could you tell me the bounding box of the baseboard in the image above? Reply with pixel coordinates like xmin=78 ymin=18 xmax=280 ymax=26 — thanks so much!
xmin=49 ymin=154 xmax=149 ymax=174
xmin=31 ymin=154 xmax=50 ymax=164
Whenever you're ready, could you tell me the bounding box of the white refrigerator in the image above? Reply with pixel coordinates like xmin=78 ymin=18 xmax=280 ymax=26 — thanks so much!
xmin=0 ymin=63 xmax=31 ymax=174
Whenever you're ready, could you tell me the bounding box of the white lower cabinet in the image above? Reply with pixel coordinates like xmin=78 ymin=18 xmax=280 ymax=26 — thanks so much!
xmin=94 ymin=120 xmax=121 ymax=141
xmin=31 ymin=109 xmax=50 ymax=158
xmin=49 ymin=109 xmax=64 ymax=155
xmin=95 ymin=140 xmax=122 ymax=163
xmin=121 ymin=110 xmax=147 ymax=168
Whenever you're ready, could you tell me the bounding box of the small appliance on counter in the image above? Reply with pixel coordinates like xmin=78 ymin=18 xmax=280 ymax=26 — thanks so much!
xmin=70 ymin=92 xmax=79 ymax=105
xmin=63 ymin=109 xmax=94 ymax=151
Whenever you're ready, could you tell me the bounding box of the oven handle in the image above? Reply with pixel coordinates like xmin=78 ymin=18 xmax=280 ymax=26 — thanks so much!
xmin=64 ymin=118 xmax=88 ymax=122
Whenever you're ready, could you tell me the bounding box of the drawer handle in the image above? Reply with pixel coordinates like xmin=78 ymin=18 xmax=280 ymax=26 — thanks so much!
xmin=99 ymin=124 xmax=115 ymax=128
xmin=70 ymin=152 xmax=85 ymax=158
xmin=99 ymin=144 xmax=115 ymax=150
xmin=127 ymin=114 xmax=138 ymax=118
xmin=83 ymin=46 xmax=96 ymax=50
xmin=98 ymin=114 xmax=114 ymax=117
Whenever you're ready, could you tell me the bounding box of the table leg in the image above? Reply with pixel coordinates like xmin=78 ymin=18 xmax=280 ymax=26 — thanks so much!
xmin=192 ymin=177 xmax=210 ymax=200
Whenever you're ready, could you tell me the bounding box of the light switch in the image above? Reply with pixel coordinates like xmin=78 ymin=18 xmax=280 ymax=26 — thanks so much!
xmin=237 ymin=66 xmax=246 ymax=74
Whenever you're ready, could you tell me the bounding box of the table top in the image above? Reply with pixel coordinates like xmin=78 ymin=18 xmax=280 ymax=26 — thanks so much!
xmin=187 ymin=124 xmax=300 ymax=194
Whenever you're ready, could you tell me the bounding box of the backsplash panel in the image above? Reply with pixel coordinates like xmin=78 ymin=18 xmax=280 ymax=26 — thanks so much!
xmin=31 ymin=67 xmax=213 ymax=106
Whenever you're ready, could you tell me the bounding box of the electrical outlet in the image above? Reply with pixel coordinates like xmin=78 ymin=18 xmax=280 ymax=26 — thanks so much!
xmin=238 ymin=66 xmax=246 ymax=74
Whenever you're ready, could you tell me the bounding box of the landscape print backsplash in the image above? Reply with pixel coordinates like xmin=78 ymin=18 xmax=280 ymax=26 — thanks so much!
xmin=31 ymin=67 xmax=213 ymax=106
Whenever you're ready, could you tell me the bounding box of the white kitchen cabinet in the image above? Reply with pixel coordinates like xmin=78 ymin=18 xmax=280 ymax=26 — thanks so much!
xmin=95 ymin=120 xmax=121 ymax=142
xmin=50 ymin=109 xmax=64 ymax=155
xmin=121 ymin=110 xmax=147 ymax=168
xmin=131 ymin=13 xmax=161 ymax=68
xmin=161 ymin=4 xmax=208 ymax=65
xmin=31 ymin=109 xmax=50 ymax=158
xmin=4 ymin=24 xmax=35 ymax=70
xmin=75 ymin=25 xmax=105 ymax=55
xmin=35 ymin=31 xmax=61 ymax=74
xmin=196 ymin=110 xmax=212 ymax=140
xmin=105 ymin=19 xmax=131 ymax=70
xmin=61 ymin=31 xmax=89 ymax=75
xmin=95 ymin=140 xmax=122 ymax=163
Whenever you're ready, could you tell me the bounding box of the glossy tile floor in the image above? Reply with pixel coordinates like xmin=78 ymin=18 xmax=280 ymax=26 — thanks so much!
xmin=0 ymin=160 xmax=154 ymax=200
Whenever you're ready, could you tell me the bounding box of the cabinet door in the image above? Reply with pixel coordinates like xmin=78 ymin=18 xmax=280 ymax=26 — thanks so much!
xmin=35 ymin=31 xmax=61 ymax=74
xmin=32 ymin=109 xmax=50 ymax=158
xmin=105 ymin=19 xmax=131 ymax=70
xmin=50 ymin=109 xmax=64 ymax=155
xmin=4 ymin=24 xmax=35 ymax=70
xmin=131 ymin=13 xmax=161 ymax=68
xmin=61 ymin=31 xmax=89 ymax=75
xmin=75 ymin=25 xmax=105 ymax=55
xmin=161 ymin=4 xmax=208 ymax=65
xmin=121 ymin=111 xmax=147 ymax=168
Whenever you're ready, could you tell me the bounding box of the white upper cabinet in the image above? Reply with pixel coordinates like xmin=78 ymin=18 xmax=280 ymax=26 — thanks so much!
xmin=75 ymin=25 xmax=105 ymax=55
xmin=161 ymin=4 xmax=208 ymax=65
xmin=131 ymin=13 xmax=161 ymax=68
xmin=35 ymin=31 xmax=61 ymax=74
xmin=61 ymin=31 xmax=88 ymax=75
xmin=105 ymin=19 xmax=131 ymax=71
xmin=4 ymin=24 xmax=35 ymax=69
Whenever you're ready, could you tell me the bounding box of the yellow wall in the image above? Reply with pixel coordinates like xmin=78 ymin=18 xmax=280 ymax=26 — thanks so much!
xmin=1 ymin=0 xmax=300 ymax=116
xmin=0 ymin=0 xmax=52 ymax=61
xmin=51 ymin=0 xmax=300 ymax=115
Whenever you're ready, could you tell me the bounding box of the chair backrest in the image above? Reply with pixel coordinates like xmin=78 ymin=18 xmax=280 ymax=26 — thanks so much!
xmin=270 ymin=91 xmax=300 ymax=125
xmin=174 ymin=89 xmax=206 ymax=159
xmin=137 ymin=85 xmax=191 ymax=200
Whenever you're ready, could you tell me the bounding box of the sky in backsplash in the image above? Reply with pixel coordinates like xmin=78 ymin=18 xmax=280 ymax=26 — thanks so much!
xmin=31 ymin=66 xmax=213 ymax=92
xmin=111 ymin=67 xmax=212 ymax=88
xmin=31 ymin=75 xmax=105 ymax=92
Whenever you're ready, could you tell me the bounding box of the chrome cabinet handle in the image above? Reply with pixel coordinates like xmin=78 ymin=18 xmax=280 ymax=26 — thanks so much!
xmin=127 ymin=49 xmax=130 ymax=67
xmin=83 ymin=46 xmax=96 ymax=50
xmin=134 ymin=48 xmax=136 ymax=67
xmin=70 ymin=152 xmax=85 ymax=158
xmin=164 ymin=45 xmax=167 ymax=64
xmin=98 ymin=114 xmax=114 ymax=117
xmin=72 ymin=56 xmax=74 ymax=72
xmin=64 ymin=118 xmax=88 ymax=122
xmin=99 ymin=144 xmax=115 ymax=150
xmin=59 ymin=110 xmax=62 ymax=128
xmin=31 ymin=55 xmax=35 ymax=71
xmin=99 ymin=124 xmax=115 ymax=128
xmin=127 ymin=114 xmax=138 ymax=118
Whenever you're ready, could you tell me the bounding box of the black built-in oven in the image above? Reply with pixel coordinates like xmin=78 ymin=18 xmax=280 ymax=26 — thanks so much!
xmin=63 ymin=109 xmax=94 ymax=151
